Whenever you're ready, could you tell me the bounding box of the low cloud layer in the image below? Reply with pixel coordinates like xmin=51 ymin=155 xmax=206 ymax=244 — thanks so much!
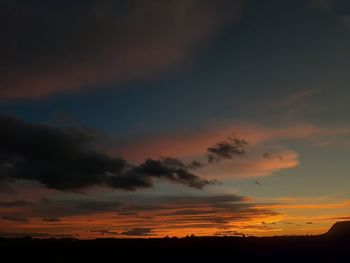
xmin=2 ymin=216 xmax=29 ymax=222
xmin=2 ymin=194 xmax=347 ymax=238
xmin=120 ymin=228 xmax=153 ymax=236
xmin=0 ymin=194 xmax=279 ymax=238
xmin=0 ymin=115 xmax=214 ymax=191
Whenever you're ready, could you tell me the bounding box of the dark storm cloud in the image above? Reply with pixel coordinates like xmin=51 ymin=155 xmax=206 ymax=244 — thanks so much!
xmin=120 ymin=228 xmax=153 ymax=236
xmin=126 ymin=158 xmax=214 ymax=189
xmin=0 ymin=115 xmax=214 ymax=191
xmin=0 ymin=0 xmax=242 ymax=99
xmin=207 ymin=136 xmax=248 ymax=163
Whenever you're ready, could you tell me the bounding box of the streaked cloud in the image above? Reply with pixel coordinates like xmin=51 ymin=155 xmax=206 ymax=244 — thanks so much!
xmin=111 ymin=122 xmax=349 ymax=178
xmin=0 ymin=231 xmax=74 ymax=239
xmin=200 ymin=150 xmax=299 ymax=178
xmin=0 ymin=0 xmax=242 ymax=99
xmin=0 ymin=194 xmax=279 ymax=238
xmin=113 ymin=123 xmax=349 ymax=161
xmin=120 ymin=228 xmax=153 ymax=236
xmin=2 ymin=216 xmax=29 ymax=222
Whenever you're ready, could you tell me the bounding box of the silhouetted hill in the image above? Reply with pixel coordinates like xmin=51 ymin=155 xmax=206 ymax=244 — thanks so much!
xmin=1 ymin=222 xmax=350 ymax=262
xmin=324 ymin=221 xmax=350 ymax=238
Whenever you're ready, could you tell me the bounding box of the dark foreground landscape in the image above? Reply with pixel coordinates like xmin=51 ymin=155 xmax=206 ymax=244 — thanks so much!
xmin=1 ymin=221 xmax=350 ymax=262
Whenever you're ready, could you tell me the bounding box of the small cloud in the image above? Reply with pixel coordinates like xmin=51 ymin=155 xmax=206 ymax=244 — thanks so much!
xmin=207 ymin=136 xmax=248 ymax=163
xmin=120 ymin=228 xmax=153 ymax=236
xmin=262 ymin=152 xmax=271 ymax=159
xmin=255 ymin=180 xmax=261 ymax=185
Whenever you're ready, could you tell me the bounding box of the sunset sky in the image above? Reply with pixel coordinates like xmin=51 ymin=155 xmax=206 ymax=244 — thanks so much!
xmin=0 ymin=0 xmax=350 ymax=239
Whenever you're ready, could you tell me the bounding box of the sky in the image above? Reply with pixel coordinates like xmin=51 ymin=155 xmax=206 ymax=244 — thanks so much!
xmin=0 ymin=0 xmax=350 ymax=239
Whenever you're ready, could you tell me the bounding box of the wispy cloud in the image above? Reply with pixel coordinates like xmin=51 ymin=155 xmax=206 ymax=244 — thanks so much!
xmin=43 ymin=217 xmax=61 ymax=223
xmin=2 ymin=216 xmax=29 ymax=222
xmin=200 ymin=150 xmax=299 ymax=178
xmin=110 ymin=122 xmax=349 ymax=178
xmin=113 ymin=122 xmax=349 ymax=161
xmin=0 ymin=0 xmax=242 ymax=99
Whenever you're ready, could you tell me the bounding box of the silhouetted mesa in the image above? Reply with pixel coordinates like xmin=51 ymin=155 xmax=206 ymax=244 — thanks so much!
xmin=324 ymin=221 xmax=350 ymax=238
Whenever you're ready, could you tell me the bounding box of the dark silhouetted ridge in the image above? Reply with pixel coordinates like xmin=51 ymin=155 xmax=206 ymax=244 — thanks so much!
xmin=2 ymin=221 xmax=350 ymax=262
xmin=325 ymin=221 xmax=350 ymax=238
